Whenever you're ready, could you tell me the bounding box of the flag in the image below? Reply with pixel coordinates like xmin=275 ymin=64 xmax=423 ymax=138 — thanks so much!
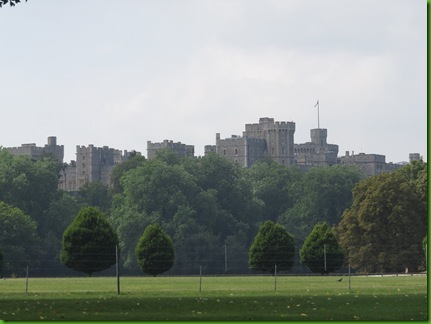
xmin=314 ymin=100 xmax=319 ymax=107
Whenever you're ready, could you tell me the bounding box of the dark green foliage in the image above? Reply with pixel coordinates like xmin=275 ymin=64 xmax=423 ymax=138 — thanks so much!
xmin=0 ymin=201 xmax=40 ymax=275
xmin=0 ymin=248 xmax=3 ymax=275
xmin=38 ymin=191 xmax=83 ymax=276
xmin=135 ymin=224 xmax=175 ymax=276
xmin=0 ymin=150 xmax=59 ymax=230
xmin=337 ymin=162 xmax=427 ymax=273
xmin=108 ymin=206 xmax=159 ymax=274
xmin=61 ymin=207 xmax=119 ymax=276
xmin=78 ymin=181 xmax=112 ymax=212
xmin=110 ymin=153 xmax=146 ymax=194
xmin=245 ymin=160 xmax=301 ymax=221
xmin=300 ymin=222 xmax=344 ymax=274
xmin=279 ymin=165 xmax=363 ymax=243
xmin=249 ymin=221 xmax=295 ymax=274
xmin=121 ymin=159 xmax=200 ymax=219
xmin=0 ymin=0 xmax=27 ymax=7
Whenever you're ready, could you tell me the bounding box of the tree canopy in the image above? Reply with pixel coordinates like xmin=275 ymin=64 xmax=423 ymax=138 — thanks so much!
xmin=135 ymin=224 xmax=175 ymax=276
xmin=249 ymin=221 xmax=295 ymax=274
xmin=300 ymin=222 xmax=344 ymax=274
xmin=278 ymin=165 xmax=363 ymax=243
xmin=0 ymin=0 xmax=27 ymax=8
xmin=60 ymin=207 xmax=119 ymax=276
xmin=337 ymin=162 xmax=427 ymax=273
xmin=0 ymin=149 xmax=59 ymax=230
xmin=0 ymin=201 xmax=40 ymax=275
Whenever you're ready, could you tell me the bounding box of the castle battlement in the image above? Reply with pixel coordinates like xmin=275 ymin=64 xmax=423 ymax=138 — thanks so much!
xmin=147 ymin=140 xmax=194 ymax=159
xmin=6 ymin=137 xmax=64 ymax=164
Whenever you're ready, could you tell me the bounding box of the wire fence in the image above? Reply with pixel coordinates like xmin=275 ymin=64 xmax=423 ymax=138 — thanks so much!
xmin=2 ymin=243 xmax=426 ymax=278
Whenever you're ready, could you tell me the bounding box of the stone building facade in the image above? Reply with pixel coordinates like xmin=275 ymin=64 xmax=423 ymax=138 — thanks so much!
xmin=338 ymin=151 xmax=401 ymax=177
xmin=6 ymin=136 xmax=64 ymax=164
xmin=147 ymin=140 xmax=194 ymax=159
xmin=207 ymin=117 xmax=411 ymax=177
xmin=208 ymin=117 xmax=296 ymax=167
xmin=294 ymin=128 xmax=339 ymax=169
xmin=58 ymin=145 xmax=132 ymax=191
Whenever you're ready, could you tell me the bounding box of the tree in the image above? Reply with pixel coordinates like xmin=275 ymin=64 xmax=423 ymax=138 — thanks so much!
xmin=60 ymin=207 xmax=119 ymax=276
xmin=78 ymin=181 xmax=112 ymax=213
xmin=0 ymin=248 xmax=3 ymax=275
xmin=249 ymin=221 xmax=295 ymax=275
xmin=0 ymin=149 xmax=59 ymax=231
xmin=245 ymin=160 xmax=301 ymax=221
xmin=38 ymin=191 xmax=83 ymax=276
xmin=135 ymin=224 xmax=175 ymax=276
xmin=121 ymin=159 xmax=200 ymax=220
xmin=278 ymin=165 xmax=363 ymax=243
xmin=0 ymin=0 xmax=27 ymax=8
xmin=337 ymin=163 xmax=427 ymax=273
xmin=300 ymin=222 xmax=344 ymax=275
xmin=108 ymin=206 xmax=160 ymax=274
xmin=110 ymin=153 xmax=146 ymax=194
xmin=0 ymin=201 xmax=40 ymax=275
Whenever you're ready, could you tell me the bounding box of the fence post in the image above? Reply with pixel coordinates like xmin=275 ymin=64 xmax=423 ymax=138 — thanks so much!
xmin=324 ymin=244 xmax=327 ymax=273
xmin=116 ymin=245 xmax=120 ymax=295
xmin=224 ymin=244 xmax=228 ymax=273
xmin=348 ymin=263 xmax=351 ymax=292
xmin=199 ymin=265 xmax=202 ymax=293
xmin=274 ymin=264 xmax=277 ymax=291
xmin=25 ymin=266 xmax=29 ymax=294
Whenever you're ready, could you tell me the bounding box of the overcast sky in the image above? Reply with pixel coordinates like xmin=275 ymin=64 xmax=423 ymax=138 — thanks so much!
xmin=0 ymin=0 xmax=426 ymax=163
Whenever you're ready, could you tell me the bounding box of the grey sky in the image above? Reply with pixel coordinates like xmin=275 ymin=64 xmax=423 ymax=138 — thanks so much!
xmin=0 ymin=0 xmax=426 ymax=163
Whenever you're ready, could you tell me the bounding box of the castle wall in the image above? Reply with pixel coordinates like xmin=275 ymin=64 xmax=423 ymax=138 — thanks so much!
xmin=147 ymin=140 xmax=195 ymax=159
xmin=339 ymin=152 xmax=394 ymax=177
xmin=216 ymin=135 xmax=248 ymax=167
xmin=6 ymin=136 xmax=64 ymax=164
xmin=60 ymin=144 xmax=131 ymax=191
xmin=294 ymin=128 xmax=338 ymax=167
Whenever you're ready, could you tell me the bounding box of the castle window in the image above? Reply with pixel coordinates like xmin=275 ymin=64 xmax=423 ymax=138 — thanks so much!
xmin=223 ymin=149 xmax=226 ymax=156
xmin=235 ymin=148 xmax=238 ymax=155
xmin=282 ymin=148 xmax=285 ymax=156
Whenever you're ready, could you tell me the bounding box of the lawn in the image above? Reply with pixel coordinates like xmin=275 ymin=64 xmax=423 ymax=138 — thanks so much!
xmin=0 ymin=275 xmax=427 ymax=320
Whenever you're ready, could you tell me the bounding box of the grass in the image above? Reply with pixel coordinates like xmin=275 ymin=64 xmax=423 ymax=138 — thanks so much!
xmin=0 ymin=275 xmax=427 ymax=320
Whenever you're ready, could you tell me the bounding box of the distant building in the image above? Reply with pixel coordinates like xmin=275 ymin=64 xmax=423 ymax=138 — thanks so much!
xmin=338 ymin=151 xmax=401 ymax=177
xmin=6 ymin=136 xmax=64 ymax=164
xmin=294 ymin=128 xmax=339 ymax=169
xmin=59 ymin=145 xmax=132 ymax=191
xmin=209 ymin=117 xmax=295 ymax=167
xmin=409 ymin=153 xmax=421 ymax=162
xmin=207 ymin=117 xmax=411 ymax=177
xmin=147 ymin=140 xmax=194 ymax=159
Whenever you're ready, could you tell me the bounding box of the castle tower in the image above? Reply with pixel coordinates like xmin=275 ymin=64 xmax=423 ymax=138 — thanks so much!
xmin=310 ymin=128 xmax=327 ymax=147
xmin=243 ymin=117 xmax=295 ymax=166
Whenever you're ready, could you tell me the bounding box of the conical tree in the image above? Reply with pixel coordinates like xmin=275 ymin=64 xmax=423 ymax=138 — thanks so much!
xmin=300 ymin=222 xmax=344 ymax=275
xmin=249 ymin=220 xmax=295 ymax=275
xmin=61 ymin=207 xmax=119 ymax=276
xmin=136 ymin=224 xmax=175 ymax=276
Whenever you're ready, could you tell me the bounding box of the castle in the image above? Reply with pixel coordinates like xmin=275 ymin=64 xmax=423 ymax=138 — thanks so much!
xmin=205 ymin=117 xmax=295 ymax=167
xmin=5 ymin=136 xmax=64 ymax=164
xmin=3 ymin=117 xmax=421 ymax=191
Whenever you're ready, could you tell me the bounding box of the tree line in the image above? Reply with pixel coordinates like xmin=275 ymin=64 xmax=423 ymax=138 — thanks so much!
xmin=0 ymin=148 xmax=427 ymax=277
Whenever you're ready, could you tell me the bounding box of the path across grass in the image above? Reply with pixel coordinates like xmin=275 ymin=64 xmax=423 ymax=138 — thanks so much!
xmin=1 ymin=275 xmax=427 ymax=320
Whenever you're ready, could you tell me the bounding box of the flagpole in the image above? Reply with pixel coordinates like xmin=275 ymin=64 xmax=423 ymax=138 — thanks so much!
xmin=314 ymin=100 xmax=320 ymax=129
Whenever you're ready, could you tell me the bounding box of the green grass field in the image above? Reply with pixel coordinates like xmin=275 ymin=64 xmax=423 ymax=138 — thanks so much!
xmin=0 ymin=275 xmax=427 ymax=320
